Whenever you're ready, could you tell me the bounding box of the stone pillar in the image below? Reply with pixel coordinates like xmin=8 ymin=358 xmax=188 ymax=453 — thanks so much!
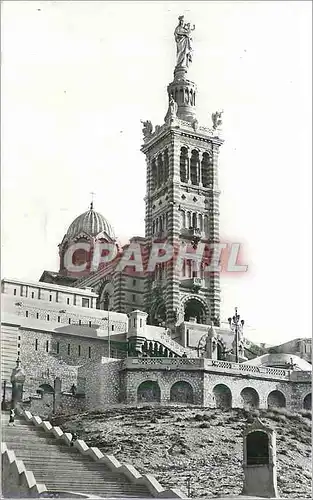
xmin=53 ymin=377 xmax=62 ymax=414
xmin=242 ymin=418 xmax=279 ymax=498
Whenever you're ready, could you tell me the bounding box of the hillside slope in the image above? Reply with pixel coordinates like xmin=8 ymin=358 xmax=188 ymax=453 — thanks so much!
xmin=51 ymin=406 xmax=311 ymax=498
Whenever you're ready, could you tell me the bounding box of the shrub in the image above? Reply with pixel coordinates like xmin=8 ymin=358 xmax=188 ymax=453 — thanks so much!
xmin=299 ymin=409 xmax=312 ymax=420
xmin=199 ymin=422 xmax=210 ymax=429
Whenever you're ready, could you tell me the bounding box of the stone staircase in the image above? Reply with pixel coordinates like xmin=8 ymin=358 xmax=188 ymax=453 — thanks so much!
xmin=2 ymin=415 xmax=152 ymax=498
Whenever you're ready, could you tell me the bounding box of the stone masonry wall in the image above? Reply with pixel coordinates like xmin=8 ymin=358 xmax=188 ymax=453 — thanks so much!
xmin=120 ymin=366 xmax=310 ymax=411
xmin=23 ymin=392 xmax=84 ymax=418
xmin=123 ymin=369 xmax=204 ymax=405
xmin=78 ymin=358 xmax=123 ymax=410
xmin=18 ymin=327 xmax=113 ymax=397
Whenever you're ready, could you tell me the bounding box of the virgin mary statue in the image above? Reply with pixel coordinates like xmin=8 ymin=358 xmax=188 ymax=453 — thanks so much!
xmin=174 ymin=16 xmax=195 ymax=69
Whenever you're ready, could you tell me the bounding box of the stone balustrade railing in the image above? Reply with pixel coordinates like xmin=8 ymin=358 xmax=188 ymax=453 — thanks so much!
xmin=147 ymin=330 xmax=195 ymax=358
xmin=125 ymin=357 xmax=202 ymax=369
xmin=123 ymin=357 xmax=298 ymax=381
xmin=142 ymin=118 xmax=221 ymax=144
xmin=206 ymin=359 xmax=291 ymax=380
xmin=1 ymin=442 xmax=47 ymax=497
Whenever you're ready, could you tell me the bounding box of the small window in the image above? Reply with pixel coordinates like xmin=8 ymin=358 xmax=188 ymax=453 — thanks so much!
xmin=35 ymin=339 xmax=38 ymax=351
xmin=18 ymin=336 xmax=21 ymax=340
xmin=38 ymin=289 xmax=41 ymax=299
xmin=17 ymin=343 xmax=21 ymax=348
xmin=88 ymin=346 xmax=91 ymax=358
xmin=79 ymin=319 xmax=82 ymax=325
xmin=26 ymin=311 xmax=28 ymax=318
xmin=68 ymin=344 xmax=71 ymax=355
xmin=47 ymin=314 xmax=50 ymax=321
xmin=111 ymin=324 xmax=114 ymax=331
xmin=82 ymin=298 xmax=90 ymax=308
xmin=132 ymin=294 xmax=136 ymax=302
xmin=133 ymin=318 xmax=136 ymax=327
xmin=46 ymin=340 xmax=49 ymax=352
xmin=13 ymin=289 xmax=17 ymax=296
xmin=56 ymin=342 xmax=60 ymax=354
xmin=17 ymin=350 xmax=20 ymax=357
xmin=133 ymin=279 xmax=136 ymax=286
xmin=73 ymin=295 xmax=77 ymax=306
xmin=36 ymin=313 xmax=39 ymax=319
xmin=88 ymin=321 xmax=92 ymax=327
xmin=57 ymin=316 xmax=61 ymax=323
xmin=31 ymin=292 xmax=34 ymax=299
xmin=68 ymin=318 xmax=71 ymax=324
xmin=49 ymin=295 xmax=52 ymax=301
xmin=78 ymin=345 xmax=81 ymax=357
xmin=56 ymin=292 xmax=59 ymax=303
xmin=140 ymin=318 xmax=142 ymax=327
xmin=67 ymin=298 xmax=70 ymax=305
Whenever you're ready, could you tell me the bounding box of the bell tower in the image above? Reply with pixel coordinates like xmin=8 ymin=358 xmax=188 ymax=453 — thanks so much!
xmin=141 ymin=16 xmax=224 ymax=336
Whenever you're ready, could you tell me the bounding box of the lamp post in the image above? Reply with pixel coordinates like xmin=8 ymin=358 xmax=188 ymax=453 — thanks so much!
xmin=228 ymin=307 xmax=244 ymax=364
xmin=108 ymin=304 xmax=111 ymax=358
xmin=104 ymin=292 xmax=111 ymax=358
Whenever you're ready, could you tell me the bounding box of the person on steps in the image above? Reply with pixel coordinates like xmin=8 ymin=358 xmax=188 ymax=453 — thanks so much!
xmin=8 ymin=408 xmax=15 ymax=426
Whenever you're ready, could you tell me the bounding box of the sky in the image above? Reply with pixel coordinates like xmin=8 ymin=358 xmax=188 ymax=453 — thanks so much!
xmin=1 ymin=1 xmax=312 ymax=344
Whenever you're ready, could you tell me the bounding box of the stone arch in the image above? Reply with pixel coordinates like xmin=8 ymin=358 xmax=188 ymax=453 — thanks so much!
xmin=180 ymin=294 xmax=209 ymax=324
xmin=97 ymin=281 xmax=114 ymax=310
xmin=183 ymin=298 xmax=207 ymax=324
xmin=303 ymin=393 xmax=311 ymax=410
xmin=240 ymin=387 xmax=260 ymax=409
xmin=267 ymin=390 xmax=286 ymax=409
xmin=216 ymin=339 xmax=226 ymax=360
xmin=38 ymin=383 xmax=54 ymax=394
xmin=170 ymin=381 xmax=194 ymax=404
xmin=180 ymin=147 xmax=188 ymax=183
xmin=137 ymin=380 xmax=161 ymax=403
xmin=213 ymin=384 xmax=232 ymax=409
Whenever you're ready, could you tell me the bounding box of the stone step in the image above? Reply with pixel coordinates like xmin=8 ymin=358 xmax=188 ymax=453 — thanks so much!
xmin=2 ymin=418 xmax=152 ymax=498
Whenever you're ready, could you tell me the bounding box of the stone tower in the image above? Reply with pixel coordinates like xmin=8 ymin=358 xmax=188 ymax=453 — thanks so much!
xmin=141 ymin=16 xmax=223 ymax=335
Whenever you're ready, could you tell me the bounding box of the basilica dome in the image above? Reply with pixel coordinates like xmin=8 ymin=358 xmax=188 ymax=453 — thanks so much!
xmin=66 ymin=204 xmax=115 ymax=240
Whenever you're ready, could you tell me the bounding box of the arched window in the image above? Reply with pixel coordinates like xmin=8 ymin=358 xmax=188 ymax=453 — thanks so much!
xmin=201 ymin=152 xmax=211 ymax=188
xmin=192 ymin=213 xmax=197 ymax=229
xmin=190 ymin=150 xmax=199 ymax=185
xmin=180 ymin=147 xmax=188 ymax=183
xmin=157 ymin=154 xmax=164 ymax=187
xmin=163 ymin=149 xmax=169 ymax=180
xmin=151 ymin=159 xmax=157 ymax=191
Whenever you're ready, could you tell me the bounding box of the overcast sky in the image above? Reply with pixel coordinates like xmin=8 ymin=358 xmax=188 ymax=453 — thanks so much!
xmin=2 ymin=1 xmax=312 ymax=344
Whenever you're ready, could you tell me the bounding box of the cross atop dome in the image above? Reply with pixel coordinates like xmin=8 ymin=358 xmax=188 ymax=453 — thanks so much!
xmin=90 ymin=191 xmax=96 ymax=210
